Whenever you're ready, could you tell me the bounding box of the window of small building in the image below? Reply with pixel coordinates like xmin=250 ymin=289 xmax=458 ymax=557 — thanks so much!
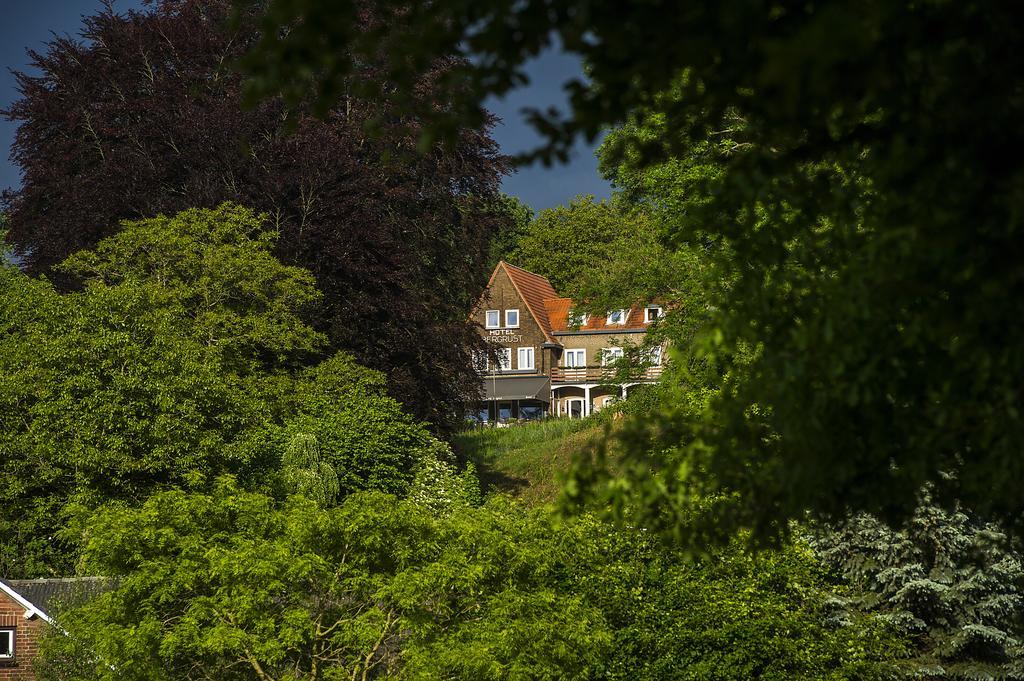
xmin=607 ymin=309 xmax=627 ymax=325
xmin=644 ymin=306 xmax=663 ymax=323
xmin=602 ymin=347 xmax=624 ymax=365
xmin=517 ymin=346 xmax=535 ymax=370
xmin=648 ymin=346 xmax=664 ymax=366
xmin=485 ymin=310 xmax=500 ymax=329
xmin=564 ymin=349 xmax=586 ymax=367
xmin=520 ymin=404 xmax=544 ymax=420
xmin=0 ymin=628 xmax=14 ymax=659
xmin=496 ymin=347 xmax=512 ymax=371
xmin=505 ymin=309 xmax=520 ymax=328
xmin=472 ymin=350 xmax=489 ymax=372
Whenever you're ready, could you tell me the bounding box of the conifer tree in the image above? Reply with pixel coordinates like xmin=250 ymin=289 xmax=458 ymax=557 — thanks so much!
xmin=811 ymin=494 xmax=1024 ymax=679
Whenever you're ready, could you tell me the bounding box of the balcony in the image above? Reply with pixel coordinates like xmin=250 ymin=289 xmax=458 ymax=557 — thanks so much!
xmin=550 ymin=365 xmax=663 ymax=383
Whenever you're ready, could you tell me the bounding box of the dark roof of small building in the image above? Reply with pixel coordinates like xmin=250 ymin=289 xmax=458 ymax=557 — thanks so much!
xmin=1 ymin=577 xmax=113 ymax=619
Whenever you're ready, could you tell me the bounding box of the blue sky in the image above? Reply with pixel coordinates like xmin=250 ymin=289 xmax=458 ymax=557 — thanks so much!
xmin=0 ymin=0 xmax=610 ymax=213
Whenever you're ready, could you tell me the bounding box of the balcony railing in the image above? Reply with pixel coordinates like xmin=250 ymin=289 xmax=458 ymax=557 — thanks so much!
xmin=550 ymin=365 xmax=663 ymax=383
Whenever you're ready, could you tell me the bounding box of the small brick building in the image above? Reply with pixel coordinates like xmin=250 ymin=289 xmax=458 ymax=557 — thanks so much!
xmin=0 ymin=578 xmax=108 ymax=680
xmin=470 ymin=261 xmax=665 ymax=422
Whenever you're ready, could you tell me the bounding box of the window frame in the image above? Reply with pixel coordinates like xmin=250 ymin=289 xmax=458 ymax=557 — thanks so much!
xmin=485 ymin=309 xmax=500 ymax=329
xmin=505 ymin=309 xmax=520 ymax=328
xmin=517 ymin=346 xmax=535 ymax=371
xmin=496 ymin=347 xmax=512 ymax=372
xmin=644 ymin=306 xmax=663 ymax=323
xmin=568 ymin=309 xmax=589 ymax=328
xmin=602 ymin=347 xmax=624 ymax=366
xmin=648 ymin=345 xmax=664 ymax=366
xmin=564 ymin=348 xmax=586 ymax=368
xmin=607 ymin=309 xmax=627 ymax=325
xmin=0 ymin=628 xmax=14 ymax=659
xmin=472 ymin=350 xmax=489 ymax=373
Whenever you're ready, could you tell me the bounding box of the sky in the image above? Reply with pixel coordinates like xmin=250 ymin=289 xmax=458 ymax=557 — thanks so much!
xmin=0 ymin=0 xmax=611 ymax=213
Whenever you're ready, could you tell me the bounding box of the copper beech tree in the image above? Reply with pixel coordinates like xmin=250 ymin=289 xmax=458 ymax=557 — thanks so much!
xmin=2 ymin=0 xmax=507 ymax=431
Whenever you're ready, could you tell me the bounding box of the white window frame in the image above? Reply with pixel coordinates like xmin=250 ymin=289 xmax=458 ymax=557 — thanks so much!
xmin=568 ymin=309 xmax=589 ymax=328
xmin=648 ymin=346 xmax=664 ymax=366
xmin=505 ymin=309 xmax=520 ymax=328
xmin=485 ymin=310 xmax=500 ymax=329
xmin=472 ymin=350 xmax=489 ymax=373
xmin=565 ymin=397 xmax=586 ymax=419
xmin=602 ymin=347 xmax=624 ymax=366
xmin=607 ymin=309 xmax=627 ymax=325
xmin=0 ymin=628 xmax=13 ymax=659
xmin=644 ymin=306 xmax=663 ymax=323
xmin=564 ymin=349 xmax=586 ymax=368
xmin=517 ymin=346 xmax=535 ymax=371
xmin=496 ymin=347 xmax=512 ymax=371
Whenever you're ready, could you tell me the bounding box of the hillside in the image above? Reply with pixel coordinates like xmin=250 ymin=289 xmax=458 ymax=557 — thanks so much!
xmin=454 ymin=417 xmax=613 ymax=505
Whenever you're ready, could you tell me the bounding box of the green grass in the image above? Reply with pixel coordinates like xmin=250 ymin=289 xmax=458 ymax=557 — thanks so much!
xmin=454 ymin=416 xmax=611 ymax=505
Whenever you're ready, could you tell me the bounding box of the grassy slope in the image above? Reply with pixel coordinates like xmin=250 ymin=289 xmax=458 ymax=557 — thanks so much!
xmin=454 ymin=417 xmax=612 ymax=506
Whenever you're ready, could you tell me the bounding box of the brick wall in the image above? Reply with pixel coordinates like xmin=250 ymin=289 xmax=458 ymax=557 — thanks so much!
xmin=0 ymin=592 xmax=45 ymax=681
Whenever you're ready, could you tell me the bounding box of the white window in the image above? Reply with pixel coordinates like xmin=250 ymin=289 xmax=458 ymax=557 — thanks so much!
xmin=648 ymin=346 xmax=664 ymax=366
xmin=517 ymin=346 xmax=535 ymax=370
xmin=602 ymin=347 xmax=624 ymax=365
xmin=564 ymin=349 xmax=586 ymax=367
xmin=472 ymin=350 xmax=489 ymax=372
xmin=496 ymin=347 xmax=512 ymax=371
xmin=568 ymin=309 xmax=588 ymax=328
xmin=505 ymin=309 xmax=520 ymax=328
xmin=0 ymin=629 xmax=13 ymax=659
xmin=644 ymin=306 xmax=663 ymax=323
xmin=485 ymin=310 xmax=500 ymax=329
xmin=607 ymin=309 xmax=627 ymax=325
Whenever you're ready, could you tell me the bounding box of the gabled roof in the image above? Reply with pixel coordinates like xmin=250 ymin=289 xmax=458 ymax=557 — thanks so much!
xmin=0 ymin=578 xmax=112 ymax=624
xmin=487 ymin=262 xmax=559 ymax=343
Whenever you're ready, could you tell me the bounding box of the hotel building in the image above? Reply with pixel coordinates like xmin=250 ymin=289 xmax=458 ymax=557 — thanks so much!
xmin=469 ymin=261 xmax=664 ymax=423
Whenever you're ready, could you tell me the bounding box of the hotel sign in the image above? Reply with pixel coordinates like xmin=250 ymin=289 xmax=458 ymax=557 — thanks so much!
xmin=485 ymin=328 xmax=524 ymax=344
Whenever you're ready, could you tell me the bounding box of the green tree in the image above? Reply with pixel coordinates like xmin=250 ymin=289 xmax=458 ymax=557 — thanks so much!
xmin=38 ymin=483 xmax=614 ymax=681
xmin=810 ymin=497 xmax=1024 ymax=680
xmin=38 ymin=482 xmax=904 ymax=680
xmin=510 ymin=195 xmax=654 ymax=294
xmin=0 ymin=205 xmax=435 ymax=577
xmin=240 ymin=0 xmax=1024 ymax=539
xmin=487 ymin=194 xmax=534 ymax=270
xmin=281 ymin=434 xmax=340 ymax=506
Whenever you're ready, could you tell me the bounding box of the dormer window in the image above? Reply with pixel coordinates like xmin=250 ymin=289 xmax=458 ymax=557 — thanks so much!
xmin=0 ymin=629 xmax=13 ymax=659
xmin=505 ymin=309 xmax=520 ymax=328
xmin=644 ymin=306 xmax=663 ymax=323
xmin=607 ymin=309 xmax=627 ymax=325
xmin=485 ymin=310 xmax=500 ymax=329
xmin=568 ymin=309 xmax=588 ymax=328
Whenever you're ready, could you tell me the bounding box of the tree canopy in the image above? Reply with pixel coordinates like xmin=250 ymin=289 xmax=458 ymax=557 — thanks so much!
xmin=37 ymin=483 xmax=902 ymax=681
xmin=0 ymin=204 xmax=439 ymax=577
xmin=236 ymin=0 xmax=1024 ymax=537
xmin=2 ymin=0 xmax=508 ymax=431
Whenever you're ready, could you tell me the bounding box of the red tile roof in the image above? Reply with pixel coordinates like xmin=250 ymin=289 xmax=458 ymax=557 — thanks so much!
xmin=497 ymin=262 xmax=559 ymax=342
xmin=478 ymin=261 xmax=657 ymax=342
xmin=545 ymin=299 xmax=651 ymax=333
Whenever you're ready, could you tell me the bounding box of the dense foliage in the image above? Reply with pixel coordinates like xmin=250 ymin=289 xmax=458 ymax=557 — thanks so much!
xmin=37 ymin=482 xmax=902 ymax=680
xmin=811 ymin=498 xmax=1024 ymax=680
xmin=2 ymin=0 xmax=507 ymax=430
xmin=241 ymin=0 xmax=1024 ymax=538
xmin=0 ymin=205 xmax=438 ymax=577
